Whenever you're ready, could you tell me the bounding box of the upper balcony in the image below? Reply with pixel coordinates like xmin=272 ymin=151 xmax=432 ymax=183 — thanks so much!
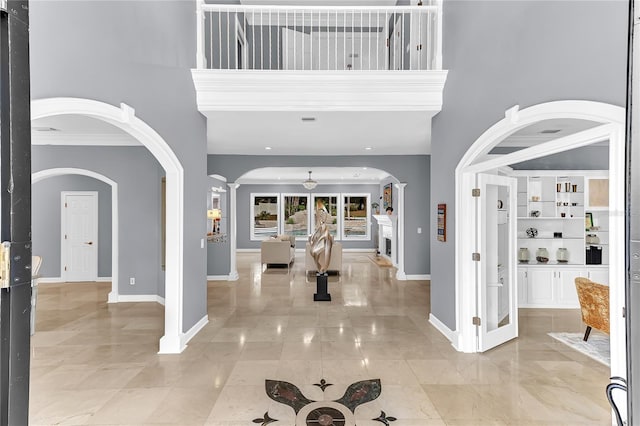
xmin=192 ymin=1 xmax=447 ymax=155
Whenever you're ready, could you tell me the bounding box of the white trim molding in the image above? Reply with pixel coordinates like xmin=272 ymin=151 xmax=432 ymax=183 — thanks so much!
xmin=207 ymin=275 xmax=235 ymax=281
xmin=181 ymin=315 xmax=209 ymax=349
xmin=32 ymin=98 xmax=186 ymax=355
xmin=453 ymin=100 xmax=626 ymax=387
xmin=96 ymin=277 xmax=112 ymax=282
xmin=116 ymin=294 xmax=166 ymax=305
xmin=33 ymin=168 xmax=119 ymax=303
xmin=192 ymin=70 xmax=448 ymax=112
xmin=37 ymin=277 xmax=63 ymax=284
xmin=429 ymin=313 xmax=458 ymax=345
xmin=405 ymin=274 xmax=430 ymax=280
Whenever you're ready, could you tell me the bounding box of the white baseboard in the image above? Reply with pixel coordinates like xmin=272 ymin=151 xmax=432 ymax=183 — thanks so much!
xmin=96 ymin=277 xmax=112 ymax=282
xmin=207 ymin=275 xmax=232 ymax=281
xmin=38 ymin=277 xmax=63 ymax=284
xmin=237 ymin=248 xmax=260 ymax=253
xmin=429 ymin=313 xmax=457 ymax=345
xmin=116 ymin=294 xmax=165 ymax=305
xmin=342 ymin=248 xmax=377 ymax=253
xmin=181 ymin=314 xmax=209 ymax=348
xmin=406 ymin=274 xmax=431 ymax=280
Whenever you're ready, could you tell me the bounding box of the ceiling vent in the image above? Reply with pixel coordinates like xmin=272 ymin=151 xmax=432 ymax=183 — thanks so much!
xmin=540 ymin=129 xmax=562 ymax=134
xmin=301 ymin=117 xmax=316 ymax=122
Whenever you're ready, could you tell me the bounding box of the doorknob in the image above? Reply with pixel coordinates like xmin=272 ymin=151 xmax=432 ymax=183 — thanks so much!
xmin=85 ymin=241 xmax=93 ymax=245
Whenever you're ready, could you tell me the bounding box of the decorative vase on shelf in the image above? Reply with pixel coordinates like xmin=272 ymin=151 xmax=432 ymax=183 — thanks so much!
xmin=586 ymin=234 xmax=600 ymax=244
xmin=526 ymin=227 xmax=538 ymax=238
xmin=556 ymin=248 xmax=569 ymax=263
xmin=518 ymin=248 xmax=530 ymax=264
xmin=536 ymin=248 xmax=549 ymax=263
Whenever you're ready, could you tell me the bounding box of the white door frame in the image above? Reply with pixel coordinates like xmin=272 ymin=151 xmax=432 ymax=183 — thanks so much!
xmin=33 ymin=168 xmax=118 ymax=299
xmin=61 ymin=191 xmax=99 ymax=282
xmin=32 ymin=98 xmax=186 ymax=354
xmin=454 ymin=101 xmax=626 ymax=383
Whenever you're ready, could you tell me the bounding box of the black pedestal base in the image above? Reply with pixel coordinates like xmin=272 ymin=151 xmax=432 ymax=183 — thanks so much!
xmin=314 ymin=273 xmax=331 ymax=301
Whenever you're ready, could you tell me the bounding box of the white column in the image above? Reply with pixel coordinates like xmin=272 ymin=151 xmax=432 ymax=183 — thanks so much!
xmin=395 ymin=183 xmax=407 ymax=280
xmin=228 ymin=182 xmax=240 ymax=280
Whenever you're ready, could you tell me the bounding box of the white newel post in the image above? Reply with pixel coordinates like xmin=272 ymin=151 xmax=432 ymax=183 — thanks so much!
xmin=228 ymin=183 xmax=240 ymax=280
xmin=395 ymin=183 xmax=407 ymax=280
xmin=196 ymin=0 xmax=206 ymax=69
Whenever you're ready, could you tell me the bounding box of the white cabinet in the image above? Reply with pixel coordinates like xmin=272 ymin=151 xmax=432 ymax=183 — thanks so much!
xmin=587 ymin=268 xmax=609 ymax=285
xmin=526 ymin=269 xmax=554 ymax=306
xmin=514 ymin=171 xmax=610 ymax=308
xmin=519 ymin=266 xmax=585 ymax=308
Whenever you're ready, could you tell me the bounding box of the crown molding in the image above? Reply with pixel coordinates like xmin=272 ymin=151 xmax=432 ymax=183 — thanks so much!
xmin=31 ymin=132 xmax=141 ymax=146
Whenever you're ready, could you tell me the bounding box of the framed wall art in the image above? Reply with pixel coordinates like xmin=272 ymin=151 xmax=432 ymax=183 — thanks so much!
xmin=383 ymin=183 xmax=393 ymax=211
xmin=437 ymin=203 xmax=446 ymax=242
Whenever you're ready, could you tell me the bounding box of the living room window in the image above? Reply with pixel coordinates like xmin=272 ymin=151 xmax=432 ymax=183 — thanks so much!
xmin=282 ymin=194 xmax=310 ymax=240
xmin=251 ymin=194 xmax=279 ymax=240
xmin=342 ymin=194 xmax=370 ymax=240
xmin=311 ymin=194 xmax=339 ymax=238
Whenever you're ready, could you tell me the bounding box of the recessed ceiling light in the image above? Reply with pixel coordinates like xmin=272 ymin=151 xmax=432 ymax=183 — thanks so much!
xmin=540 ymin=129 xmax=562 ymax=134
xmin=265 ymin=146 xmax=272 ymax=150
xmin=301 ymin=117 xmax=316 ymax=122
xmin=365 ymin=146 xmax=372 ymax=150
xmin=32 ymin=127 xmax=60 ymax=132
xmin=363 ymin=167 xmax=368 ymax=170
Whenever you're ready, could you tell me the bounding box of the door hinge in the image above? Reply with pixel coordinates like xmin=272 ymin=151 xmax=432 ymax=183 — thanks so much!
xmin=472 ymin=252 xmax=480 ymax=261
xmin=623 ymin=307 xmax=626 ymax=318
xmin=472 ymin=316 xmax=481 ymax=326
xmin=386 ymin=38 xmax=389 ymax=48
xmin=64 ymin=266 xmax=67 ymax=272
xmin=0 ymin=242 xmax=10 ymax=288
xmin=472 ymin=188 xmax=480 ymax=197
xmin=65 ymin=202 xmax=67 ymax=208
xmin=64 ymin=234 xmax=67 ymax=240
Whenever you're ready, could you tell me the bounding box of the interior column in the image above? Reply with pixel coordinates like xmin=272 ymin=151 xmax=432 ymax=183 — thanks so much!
xmin=228 ymin=183 xmax=240 ymax=280
xmin=395 ymin=183 xmax=407 ymax=280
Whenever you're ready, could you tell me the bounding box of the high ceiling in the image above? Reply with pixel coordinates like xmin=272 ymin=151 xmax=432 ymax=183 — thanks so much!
xmin=207 ymin=111 xmax=432 ymax=155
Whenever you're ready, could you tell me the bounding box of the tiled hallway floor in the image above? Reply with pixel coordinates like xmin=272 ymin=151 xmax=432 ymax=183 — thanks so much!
xmin=30 ymin=253 xmax=611 ymax=425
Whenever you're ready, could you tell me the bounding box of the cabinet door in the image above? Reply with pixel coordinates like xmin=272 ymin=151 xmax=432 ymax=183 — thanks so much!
xmin=517 ymin=268 xmax=527 ymax=306
xmin=588 ymin=268 xmax=609 ymax=285
xmin=556 ymin=268 xmax=586 ymax=307
xmin=527 ymin=269 xmax=554 ymax=305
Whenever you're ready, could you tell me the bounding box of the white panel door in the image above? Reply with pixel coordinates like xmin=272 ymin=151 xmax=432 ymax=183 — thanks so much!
xmin=282 ymin=28 xmax=311 ymax=70
xmin=62 ymin=192 xmax=98 ymax=282
xmin=477 ymin=173 xmax=518 ymax=352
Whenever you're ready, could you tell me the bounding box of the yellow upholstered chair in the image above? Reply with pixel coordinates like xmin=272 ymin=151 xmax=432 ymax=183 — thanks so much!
xmin=574 ymin=277 xmax=609 ymax=342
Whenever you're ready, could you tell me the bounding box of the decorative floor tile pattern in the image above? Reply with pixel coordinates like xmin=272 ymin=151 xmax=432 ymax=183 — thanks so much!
xmin=29 ymin=253 xmax=612 ymax=425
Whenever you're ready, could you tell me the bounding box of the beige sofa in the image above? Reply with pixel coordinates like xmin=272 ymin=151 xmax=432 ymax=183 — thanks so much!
xmin=261 ymin=235 xmax=296 ymax=269
xmin=305 ymin=241 xmax=342 ymax=274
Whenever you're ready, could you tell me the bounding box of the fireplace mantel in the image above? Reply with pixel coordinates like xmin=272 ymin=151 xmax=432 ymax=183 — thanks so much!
xmin=373 ymin=214 xmax=397 ymax=266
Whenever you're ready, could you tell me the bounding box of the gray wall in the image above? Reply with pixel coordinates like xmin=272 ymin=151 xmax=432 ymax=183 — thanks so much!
xmin=33 ymin=146 xmax=165 ymax=297
xmin=430 ymin=0 xmax=628 ymax=329
xmin=30 ymin=0 xmax=208 ymax=332
xmin=207 ymin=154 xmax=431 ymax=275
xmin=33 ymin=175 xmax=112 ymax=278
xmin=237 ymin=183 xmax=380 ymax=249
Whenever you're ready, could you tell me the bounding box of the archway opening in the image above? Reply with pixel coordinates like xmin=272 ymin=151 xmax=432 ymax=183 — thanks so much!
xmin=31 ymin=98 xmax=186 ymax=354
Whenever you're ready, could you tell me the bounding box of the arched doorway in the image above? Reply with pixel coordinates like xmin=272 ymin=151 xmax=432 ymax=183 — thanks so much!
xmin=454 ymin=101 xmax=625 ymax=380
xmin=31 ymin=98 xmax=186 ymax=354
xmin=32 ymin=168 xmax=119 ymax=301
xmin=223 ymin=166 xmax=408 ymax=281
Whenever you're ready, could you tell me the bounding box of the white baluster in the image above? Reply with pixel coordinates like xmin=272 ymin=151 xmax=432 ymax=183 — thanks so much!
xmin=219 ymin=11 xmax=222 ymax=69
xmin=269 ymin=8 xmax=272 ymax=70
xmin=226 ymin=11 xmax=230 ymax=69
xmin=260 ymin=8 xmax=264 ymax=70
xmin=277 ymin=9 xmax=280 ymax=70
xmin=252 ymin=9 xmax=256 ymax=69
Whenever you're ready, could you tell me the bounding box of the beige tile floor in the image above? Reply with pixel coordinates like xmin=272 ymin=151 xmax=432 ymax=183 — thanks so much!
xmin=29 ymin=252 xmax=612 ymax=425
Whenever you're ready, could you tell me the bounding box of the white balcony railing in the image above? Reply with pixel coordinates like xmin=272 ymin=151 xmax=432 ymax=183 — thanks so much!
xmin=196 ymin=2 xmax=442 ymax=71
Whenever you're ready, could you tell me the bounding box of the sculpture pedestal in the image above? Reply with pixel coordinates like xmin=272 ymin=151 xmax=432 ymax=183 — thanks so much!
xmin=314 ymin=273 xmax=331 ymax=301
